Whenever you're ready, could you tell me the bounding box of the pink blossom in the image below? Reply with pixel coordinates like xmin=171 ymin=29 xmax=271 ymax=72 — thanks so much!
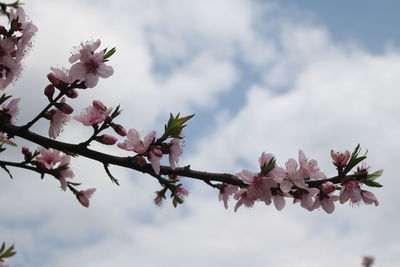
xmin=76 ymin=188 xmax=96 ymax=208
xmin=149 ymin=147 xmax=163 ymax=174
xmin=331 ymin=150 xmax=350 ymax=167
xmin=362 ymin=256 xmax=374 ymax=267
xmin=118 ymin=129 xmax=156 ymax=154
xmin=361 ymin=191 xmax=379 ymax=206
xmin=0 ymin=131 xmax=16 ymax=146
xmin=57 ymin=155 xmax=74 ymax=191
xmin=298 ymin=150 xmax=326 ymax=180
xmin=48 ymin=108 xmax=70 ymax=139
xmin=293 ymin=187 xmax=320 ymax=211
xmin=233 ymin=189 xmax=255 ymax=212
xmin=218 ymin=184 xmax=239 ymax=209
xmin=278 ymin=158 xmax=308 ymax=193
xmin=312 ymin=182 xmax=339 ymax=213
xmin=69 ymin=42 xmax=113 ymax=88
xmin=69 ymin=39 xmax=101 ymax=63
xmin=272 ymin=194 xmax=285 ymax=210
xmin=176 ymin=186 xmax=189 ymax=199
xmin=340 ymin=180 xmax=362 ymax=204
xmin=0 ymin=38 xmax=20 ymax=90
xmin=168 ymin=138 xmax=181 ymax=169
xmin=55 ymin=97 xmax=74 ymax=114
xmin=2 ymin=98 xmax=20 ymax=123
xmin=74 ymin=100 xmax=112 ymax=126
xmin=36 ymin=147 xmax=63 ymax=169
xmin=47 ymin=67 xmax=72 ymax=88
xmin=0 ymin=261 xmax=10 ymax=267
xmin=237 ymin=169 xmax=277 ymax=205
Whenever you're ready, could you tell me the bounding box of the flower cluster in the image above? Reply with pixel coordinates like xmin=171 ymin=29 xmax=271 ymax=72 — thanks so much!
xmin=219 ymin=148 xmax=380 ymax=214
xmin=0 ymin=7 xmax=37 ymax=90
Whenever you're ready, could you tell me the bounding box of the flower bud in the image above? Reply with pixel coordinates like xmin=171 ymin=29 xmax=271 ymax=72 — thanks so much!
xmin=55 ymin=102 xmax=74 ymax=114
xmin=134 ymin=156 xmax=147 ymax=166
xmin=111 ymin=123 xmax=127 ymax=136
xmin=44 ymin=84 xmax=55 ymax=98
xmin=321 ymin=181 xmax=336 ymax=195
xmin=152 ymin=147 xmax=163 ymax=157
xmin=92 ymin=100 xmax=107 ymax=112
xmin=95 ymin=134 xmax=117 ymax=145
xmin=330 ymin=150 xmax=350 ymax=167
xmin=65 ymin=89 xmax=79 ymax=98
xmin=47 ymin=73 xmax=63 ymax=88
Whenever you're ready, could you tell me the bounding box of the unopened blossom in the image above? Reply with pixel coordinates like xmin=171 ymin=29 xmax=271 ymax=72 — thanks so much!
xmin=74 ymin=100 xmax=112 ymax=126
xmin=272 ymin=193 xmax=285 ymax=210
xmin=47 ymin=67 xmax=72 ymax=89
xmin=69 ymin=40 xmax=113 ymax=88
xmin=36 ymin=147 xmax=63 ymax=169
xmin=219 ymin=184 xmax=239 ymax=209
xmin=118 ymin=129 xmax=156 ymax=154
xmin=361 ymin=191 xmax=379 ymax=206
xmin=168 ymin=138 xmax=181 ymax=169
xmin=48 ymin=108 xmax=70 ymax=139
xmin=111 ymin=123 xmax=127 ymax=137
xmin=96 ymin=134 xmax=117 ymax=145
xmin=176 ymin=186 xmax=189 ymax=199
xmin=0 ymin=131 xmax=16 ymax=146
xmin=362 ymin=256 xmax=374 ymax=267
xmin=2 ymin=98 xmax=20 ymax=123
xmin=331 ymin=150 xmax=350 ymax=167
xmin=298 ymin=150 xmax=326 ymax=180
xmin=340 ymin=180 xmax=362 ymax=204
xmin=55 ymin=97 xmax=74 ymax=114
xmin=76 ymin=188 xmax=96 ymax=208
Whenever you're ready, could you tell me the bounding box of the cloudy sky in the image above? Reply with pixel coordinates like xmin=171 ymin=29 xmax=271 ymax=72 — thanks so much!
xmin=1 ymin=0 xmax=400 ymax=266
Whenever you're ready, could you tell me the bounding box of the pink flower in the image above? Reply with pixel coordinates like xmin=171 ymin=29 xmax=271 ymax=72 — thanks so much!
xmin=47 ymin=67 xmax=72 ymax=88
xmin=361 ymin=191 xmax=379 ymax=206
xmin=69 ymin=40 xmax=113 ymax=88
xmin=312 ymin=182 xmax=339 ymax=214
xmin=48 ymin=108 xmax=70 ymax=139
xmin=36 ymin=147 xmax=63 ymax=169
xmin=168 ymin=138 xmax=181 ymax=169
xmin=149 ymin=147 xmax=163 ymax=174
xmin=340 ymin=180 xmax=362 ymax=204
xmin=233 ymin=189 xmax=255 ymax=212
xmin=2 ymin=98 xmax=20 ymax=123
xmin=57 ymin=155 xmax=74 ymax=191
xmin=176 ymin=186 xmax=189 ymax=199
xmin=237 ymin=169 xmax=277 ymax=205
xmin=218 ymin=184 xmax=239 ymax=209
xmin=74 ymin=100 xmax=112 ymax=126
xmin=278 ymin=158 xmax=308 ymax=193
xmin=298 ymin=150 xmax=326 ymax=180
xmin=0 ymin=261 xmax=10 ymax=267
xmin=76 ymin=188 xmax=96 ymax=208
xmin=0 ymin=38 xmax=20 ymax=90
xmin=293 ymin=187 xmax=320 ymax=211
xmin=118 ymin=129 xmax=156 ymax=154
xmin=331 ymin=150 xmax=350 ymax=167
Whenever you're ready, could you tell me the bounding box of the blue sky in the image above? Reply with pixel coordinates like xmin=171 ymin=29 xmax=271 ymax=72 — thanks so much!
xmin=1 ymin=0 xmax=400 ymax=266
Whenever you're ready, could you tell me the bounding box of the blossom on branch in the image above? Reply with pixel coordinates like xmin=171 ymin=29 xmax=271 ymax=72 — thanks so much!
xmin=74 ymin=100 xmax=112 ymax=126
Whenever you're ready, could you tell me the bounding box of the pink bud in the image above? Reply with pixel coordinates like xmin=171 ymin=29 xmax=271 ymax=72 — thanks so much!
xmin=134 ymin=156 xmax=147 ymax=166
xmin=111 ymin=123 xmax=127 ymax=136
xmin=47 ymin=73 xmax=64 ymax=88
xmin=56 ymin=102 xmax=74 ymax=114
xmin=22 ymin=146 xmax=30 ymax=154
xmin=330 ymin=150 xmax=350 ymax=167
xmin=92 ymin=100 xmax=107 ymax=112
xmin=65 ymin=89 xmax=79 ymax=98
xmin=321 ymin=181 xmax=336 ymax=194
xmin=152 ymin=147 xmax=163 ymax=157
xmin=95 ymin=134 xmax=117 ymax=145
xmin=44 ymin=84 xmax=55 ymax=98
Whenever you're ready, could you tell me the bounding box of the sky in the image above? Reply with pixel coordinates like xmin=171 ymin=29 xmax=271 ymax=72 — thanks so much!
xmin=1 ymin=0 xmax=400 ymax=266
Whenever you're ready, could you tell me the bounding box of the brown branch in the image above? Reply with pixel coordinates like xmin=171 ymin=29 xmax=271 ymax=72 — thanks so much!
xmin=0 ymin=112 xmax=367 ymax=188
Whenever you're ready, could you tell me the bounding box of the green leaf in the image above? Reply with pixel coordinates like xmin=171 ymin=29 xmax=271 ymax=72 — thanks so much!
xmin=260 ymin=157 xmax=276 ymax=176
xmin=342 ymin=144 xmax=368 ymax=174
xmin=363 ymin=180 xmax=383 ymax=188
xmin=162 ymin=113 xmax=195 ymax=140
xmin=110 ymin=104 xmax=122 ymax=119
xmin=0 ymin=94 xmax=12 ymax=106
xmin=0 ymin=243 xmax=16 ymax=259
xmin=366 ymin=169 xmax=384 ymax=181
xmin=103 ymin=47 xmax=116 ymax=62
xmin=0 ymin=242 xmax=5 ymax=254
